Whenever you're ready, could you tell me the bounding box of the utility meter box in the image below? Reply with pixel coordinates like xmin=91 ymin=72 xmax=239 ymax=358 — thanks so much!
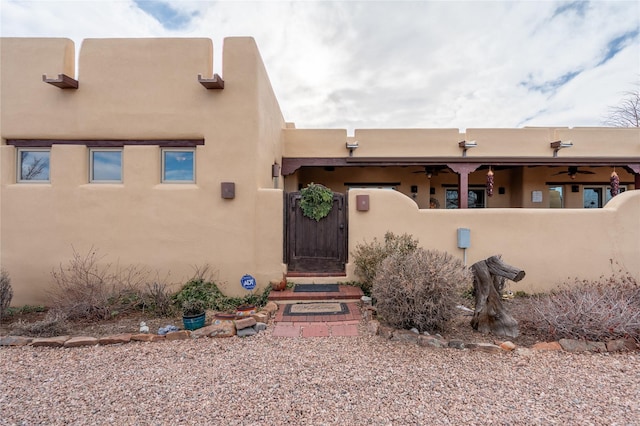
xmin=457 ymin=228 xmax=471 ymax=249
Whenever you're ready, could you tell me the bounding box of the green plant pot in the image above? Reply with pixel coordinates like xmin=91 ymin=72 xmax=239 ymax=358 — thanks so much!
xmin=182 ymin=312 xmax=206 ymax=330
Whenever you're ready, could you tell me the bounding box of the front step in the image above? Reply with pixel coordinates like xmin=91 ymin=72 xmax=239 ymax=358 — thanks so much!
xmin=268 ymin=284 xmax=363 ymax=304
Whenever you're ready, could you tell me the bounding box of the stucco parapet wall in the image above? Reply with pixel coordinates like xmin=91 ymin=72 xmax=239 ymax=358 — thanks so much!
xmin=284 ymin=126 xmax=640 ymax=159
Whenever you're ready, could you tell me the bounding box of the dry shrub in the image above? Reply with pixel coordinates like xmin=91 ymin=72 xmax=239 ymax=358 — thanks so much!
xmin=523 ymin=271 xmax=640 ymax=342
xmin=0 ymin=269 xmax=13 ymax=322
xmin=9 ymin=311 xmax=70 ymax=337
xmin=50 ymin=247 xmax=149 ymax=321
xmin=138 ymin=281 xmax=176 ymax=317
xmin=373 ymin=248 xmax=472 ymax=333
xmin=352 ymin=232 xmax=419 ymax=296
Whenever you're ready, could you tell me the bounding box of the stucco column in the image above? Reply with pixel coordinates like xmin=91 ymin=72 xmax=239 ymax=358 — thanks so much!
xmin=447 ymin=164 xmax=480 ymax=208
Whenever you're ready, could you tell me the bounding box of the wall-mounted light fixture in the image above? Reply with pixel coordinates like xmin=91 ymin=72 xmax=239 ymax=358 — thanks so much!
xmin=346 ymin=141 xmax=359 ymax=157
xmin=550 ymin=140 xmax=572 ymax=157
xmin=458 ymin=140 xmax=477 ymax=157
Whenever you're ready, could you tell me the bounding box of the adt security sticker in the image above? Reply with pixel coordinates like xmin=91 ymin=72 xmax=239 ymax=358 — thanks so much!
xmin=240 ymin=274 xmax=256 ymax=290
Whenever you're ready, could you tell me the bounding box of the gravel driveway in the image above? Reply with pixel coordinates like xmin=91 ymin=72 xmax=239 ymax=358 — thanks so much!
xmin=1 ymin=331 xmax=638 ymax=425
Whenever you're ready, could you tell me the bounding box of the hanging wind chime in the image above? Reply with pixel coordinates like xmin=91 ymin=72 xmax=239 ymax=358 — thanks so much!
xmin=610 ymin=168 xmax=619 ymax=197
xmin=486 ymin=167 xmax=494 ymax=197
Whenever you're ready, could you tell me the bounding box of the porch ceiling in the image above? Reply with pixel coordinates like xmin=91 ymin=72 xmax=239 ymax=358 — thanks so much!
xmin=281 ymin=157 xmax=640 ymax=176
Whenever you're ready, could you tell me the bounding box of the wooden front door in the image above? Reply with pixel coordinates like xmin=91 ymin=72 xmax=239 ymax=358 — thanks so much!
xmin=285 ymin=192 xmax=347 ymax=273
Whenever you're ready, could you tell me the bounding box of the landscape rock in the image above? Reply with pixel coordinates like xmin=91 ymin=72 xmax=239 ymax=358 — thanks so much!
xmin=263 ymin=301 xmax=279 ymax=314
xmin=237 ymin=327 xmax=258 ymax=337
xmin=390 ymin=330 xmax=419 ymax=344
xmin=473 ymin=343 xmax=503 ymax=354
xmin=254 ymin=322 xmax=268 ymax=331
xmin=64 ymin=336 xmax=98 ymax=348
xmin=606 ymin=338 xmax=637 ymax=352
xmin=366 ymin=320 xmax=380 ymax=336
xmin=191 ymin=325 xmax=219 ymax=338
xmin=252 ymin=312 xmax=270 ymax=323
xmin=209 ymin=321 xmax=236 ymax=338
xmin=131 ymin=333 xmax=165 ymax=342
xmin=31 ymin=336 xmax=70 ymax=347
xmin=0 ymin=336 xmax=33 ymax=346
xmin=165 ymin=330 xmax=191 ymax=341
xmin=378 ymin=325 xmax=395 ymax=339
xmin=500 ymin=341 xmax=517 ymax=351
xmin=418 ymin=335 xmax=447 ymax=348
xmin=98 ymin=334 xmax=132 ymax=345
xmin=531 ymin=341 xmax=562 ymax=351
xmin=235 ymin=317 xmax=257 ymax=330
xmin=558 ymin=339 xmax=606 ymax=353
xmin=448 ymin=340 xmax=465 ymax=350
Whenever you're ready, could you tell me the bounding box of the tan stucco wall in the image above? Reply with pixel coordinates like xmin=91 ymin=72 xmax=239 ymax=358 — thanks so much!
xmin=1 ymin=37 xmax=286 ymax=305
xmin=347 ymin=189 xmax=640 ymax=293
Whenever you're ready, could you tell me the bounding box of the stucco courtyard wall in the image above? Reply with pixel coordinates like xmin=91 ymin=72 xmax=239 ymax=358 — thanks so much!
xmin=347 ymin=189 xmax=640 ymax=293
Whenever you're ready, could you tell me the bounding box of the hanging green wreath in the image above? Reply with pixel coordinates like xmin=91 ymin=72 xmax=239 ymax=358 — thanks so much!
xmin=300 ymin=183 xmax=333 ymax=221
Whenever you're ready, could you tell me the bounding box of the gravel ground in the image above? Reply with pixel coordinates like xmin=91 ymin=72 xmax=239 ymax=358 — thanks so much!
xmin=1 ymin=329 xmax=639 ymax=425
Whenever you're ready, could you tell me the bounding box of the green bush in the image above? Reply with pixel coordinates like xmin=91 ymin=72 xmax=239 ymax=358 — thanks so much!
xmin=300 ymin=183 xmax=333 ymax=221
xmin=372 ymin=248 xmax=472 ymax=333
xmin=522 ymin=271 xmax=640 ymax=342
xmin=0 ymin=269 xmax=13 ymax=322
xmin=172 ymin=278 xmax=272 ymax=314
xmin=352 ymin=232 xmax=419 ymax=296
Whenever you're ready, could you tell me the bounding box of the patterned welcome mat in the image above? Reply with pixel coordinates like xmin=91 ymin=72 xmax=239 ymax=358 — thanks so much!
xmin=293 ymin=284 xmax=339 ymax=293
xmin=284 ymin=302 xmax=349 ymax=316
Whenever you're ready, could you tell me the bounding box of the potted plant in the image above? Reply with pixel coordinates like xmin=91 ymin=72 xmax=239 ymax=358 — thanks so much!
xmin=181 ymin=299 xmax=207 ymax=330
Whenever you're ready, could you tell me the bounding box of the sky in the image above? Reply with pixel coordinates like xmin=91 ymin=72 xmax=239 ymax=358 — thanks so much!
xmin=1 ymin=0 xmax=638 ymax=133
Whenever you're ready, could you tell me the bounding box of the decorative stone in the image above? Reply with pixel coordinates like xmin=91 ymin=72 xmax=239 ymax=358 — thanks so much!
xmin=191 ymin=325 xmax=217 ymax=338
xmin=31 ymin=336 xmax=70 ymax=347
xmin=237 ymin=327 xmax=258 ymax=337
xmin=0 ymin=336 xmax=33 ymax=346
xmin=64 ymin=336 xmax=98 ymax=348
xmin=252 ymin=312 xmax=270 ymax=323
xmin=531 ymin=341 xmax=562 ymax=351
xmin=586 ymin=341 xmax=607 ymax=353
xmin=378 ymin=325 xmax=395 ymax=339
xmin=390 ymin=330 xmax=419 ymax=344
xmin=98 ymin=334 xmax=132 ymax=345
xmin=500 ymin=341 xmax=517 ymax=351
xmin=473 ymin=343 xmax=503 ymax=354
xmin=366 ymin=320 xmax=380 ymax=336
xmin=418 ymin=335 xmax=446 ymax=348
xmin=165 ymin=330 xmax=191 ymax=341
xmin=234 ymin=317 xmax=257 ymax=330
xmin=209 ymin=321 xmax=236 ymax=338
xmin=606 ymin=339 xmax=637 ymax=352
xmin=448 ymin=340 xmax=465 ymax=350
xmin=263 ymin=301 xmax=279 ymax=314
xmin=131 ymin=333 xmax=165 ymax=342
xmin=559 ymin=339 xmax=591 ymax=353
xmin=254 ymin=322 xmax=268 ymax=331
xmin=410 ymin=328 xmax=419 ymax=334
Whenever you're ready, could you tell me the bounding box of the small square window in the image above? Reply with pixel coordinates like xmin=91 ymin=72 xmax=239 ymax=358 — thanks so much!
xmin=90 ymin=149 xmax=122 ymax=182
xmin=162 ymin=149 xmax=195 ymax=183
xmin=18 ymin=149 xmax=50 ymax=182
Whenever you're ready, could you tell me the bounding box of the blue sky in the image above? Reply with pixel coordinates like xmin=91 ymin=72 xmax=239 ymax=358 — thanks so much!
xmin=1 ymin=0 xmax=638 ymax=133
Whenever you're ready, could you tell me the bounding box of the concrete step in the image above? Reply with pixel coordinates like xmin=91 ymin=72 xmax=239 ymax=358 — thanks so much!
xmin=268 ymin=284 xmax=363 ymax=304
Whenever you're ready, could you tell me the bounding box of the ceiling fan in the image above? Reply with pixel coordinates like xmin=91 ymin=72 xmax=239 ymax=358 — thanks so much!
xmin=412 ymin=166 xmax=448 ymax=178
xmin=553 ymin=166 xmax=595 ymax=179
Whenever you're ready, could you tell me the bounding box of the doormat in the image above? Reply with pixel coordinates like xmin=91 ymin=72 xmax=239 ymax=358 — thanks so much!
xmin=293 ymin=284 xmax=339 ymax=293
xmin=284 ymin=302 xmax=349 ymax=316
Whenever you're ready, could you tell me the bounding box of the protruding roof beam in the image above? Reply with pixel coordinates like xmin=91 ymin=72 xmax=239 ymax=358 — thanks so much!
xmin=198 ymin=74 xmax=224 ymax=89
xmin=42 ymin=74 xmax=78 ymax=89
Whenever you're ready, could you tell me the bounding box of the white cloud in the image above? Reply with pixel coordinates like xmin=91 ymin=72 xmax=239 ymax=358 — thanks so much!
xmin=1 ymin=0 xmax=638 ymax=133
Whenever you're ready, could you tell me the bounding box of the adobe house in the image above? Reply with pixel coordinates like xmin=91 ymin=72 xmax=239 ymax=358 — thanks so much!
xmin=1 ymin=37 xmax=639 ymax=305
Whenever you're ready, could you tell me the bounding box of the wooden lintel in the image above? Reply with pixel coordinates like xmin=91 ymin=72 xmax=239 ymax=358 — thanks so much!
xmin=6 ymin=139 xmax=205 ymax=148
xmin=42 ymin=74 xmax=78 ymax=89
xmin=198 ymin=74 xmax=224 ymax=89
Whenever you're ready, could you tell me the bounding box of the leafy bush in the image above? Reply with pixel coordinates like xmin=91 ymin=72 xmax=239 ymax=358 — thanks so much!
xmin=49 ymin=247 xmax=148 ymax=320
xmin=0 ymin=269 xmax=13 ymax=322
xmin=172 ymin=277 xmax=272 ymax=314
xmin=352 ymin=232 xmax=419 ymax=296
xmin=372 ymin=248 xmax=472 ymax=333
xmin=522 ymin=271 xmax=640 ymax=342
